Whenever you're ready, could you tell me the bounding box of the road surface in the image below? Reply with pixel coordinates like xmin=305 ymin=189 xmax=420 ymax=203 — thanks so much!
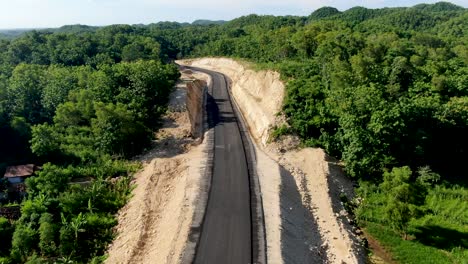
xmin=188 ymin=67 xmax=253 ymax=264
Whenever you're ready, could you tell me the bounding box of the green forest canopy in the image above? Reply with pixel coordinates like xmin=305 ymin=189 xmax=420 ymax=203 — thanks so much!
xmin=0 ymin=1 xmax=466 ymax=263
xmin=0 ymin=20 xmax=180 ymax=264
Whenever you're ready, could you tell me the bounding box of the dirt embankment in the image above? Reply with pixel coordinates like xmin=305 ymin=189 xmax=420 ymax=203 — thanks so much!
xmin=105 ymin=71 xmax=210 ymax=264
xmin=183 ymin=58 xmax=284 ymax=145
xmin=180 ymin=58 xmax=365 ymax=264
xmin=186 ymin=80 xmax=205 ymax=139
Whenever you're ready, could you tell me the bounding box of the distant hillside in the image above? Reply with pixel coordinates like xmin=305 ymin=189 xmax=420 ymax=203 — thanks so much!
xmin=0 ymin=25 xmax=98 ymax=39
xmin=192 ymin=19 xmax=227 ymax=25
xmin=412 ymin=1 xmax=465 ymax=11
xmin=0 ymin=29 xmax=37 ymax=39
xmin=48 ymin=24 xmax=99 ymax=33
xmin=308 ymin=6 xmax=341 ymax=21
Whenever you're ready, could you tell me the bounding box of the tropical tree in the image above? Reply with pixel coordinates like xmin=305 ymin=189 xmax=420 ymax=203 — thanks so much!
xmin=380 ymin=166 xmax=425 ymax=239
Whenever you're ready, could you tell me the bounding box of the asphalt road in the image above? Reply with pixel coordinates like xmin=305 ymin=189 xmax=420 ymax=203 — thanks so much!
xmin=189 ymin=67 xmax=253 ymax=264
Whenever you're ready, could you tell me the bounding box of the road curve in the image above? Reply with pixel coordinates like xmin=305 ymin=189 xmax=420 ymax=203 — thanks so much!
xmin=187 ymin=66 xmax=253 ymax=264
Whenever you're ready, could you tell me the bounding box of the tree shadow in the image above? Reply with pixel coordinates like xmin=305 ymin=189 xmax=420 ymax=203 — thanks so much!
xmin=324 ymin=154 xmax=355 ymax=216
xmin=413 ymin=225 xmax=468 ymax=250
xmin=206 ymin=93 xmax=219 ymax=129
xmin=324 ymin=153 xmax=367 ymax=263
xmin=206 ymin=94 xmax=237 ymax=128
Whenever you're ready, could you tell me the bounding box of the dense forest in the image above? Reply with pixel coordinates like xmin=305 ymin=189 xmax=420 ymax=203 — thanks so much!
xmin=0 ymin=25 xmax=179 ymax=263
xmin=179 ymin=2 xmax=468 ymax=262
xmin=0 ymin=1 xmax=467 ymax=263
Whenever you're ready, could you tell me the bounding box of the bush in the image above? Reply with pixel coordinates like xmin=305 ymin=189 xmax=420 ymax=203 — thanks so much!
xmin=269 ymin=124 xmax=290 ymax=141
xmin=10 ymin=225 xmax=38 ymax=262
xmin=0 ymin=218 xmax=13 ymax=256
xmin=356 ymin=170 xmax=467 ymax=262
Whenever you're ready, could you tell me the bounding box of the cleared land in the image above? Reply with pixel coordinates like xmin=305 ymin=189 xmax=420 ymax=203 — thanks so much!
xmin=105 ymin=71 xmax=210 ymax=264
xmin=180 ymin=58 xmax=365 ymax=264
xmin=108 ymin=58 xmax=365 ymax=264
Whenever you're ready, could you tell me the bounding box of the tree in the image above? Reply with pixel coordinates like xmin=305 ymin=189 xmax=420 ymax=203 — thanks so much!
xmin=92 ymin=102 xmax=150 ymax=157
xmin=86 ymin=66 xmax=116 ymax=103
xmin=69 ymin=213 xmax=86 ymax=245
xmin=7 ymin=64 xmax=47 ymax=124
xmin=121 ymin=37 xmax=160 ymax=62
xmin=59 ymin=212 xmax=86 ymax=260
xmin=0 ymin=217 xmax=13 ymax=256
xmin=30 ymin=123 xmax=60 ymax=158
xmin=26 ymin=164 xmax=72 ymax=197
xmin=6 ymin=38 xmax=33 ymax=65
xmin=10 ymin=224 xmax=38 ymax=262
xmin=380 ymin=166 xmax=425 ymax=239
xmin=41 ymin=66 xmax=78 ymax=121
xmin=38 ymin=213 xmax=58 ymax=256
xmin=54 ymin=89 xmax=95 ymax=127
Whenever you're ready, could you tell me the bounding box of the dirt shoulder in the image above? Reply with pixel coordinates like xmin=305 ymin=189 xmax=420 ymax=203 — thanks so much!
xmin=179 ymin=58 xmax=366 ymax=264
xmin=105 ymin=71 xmax=210 ymax=264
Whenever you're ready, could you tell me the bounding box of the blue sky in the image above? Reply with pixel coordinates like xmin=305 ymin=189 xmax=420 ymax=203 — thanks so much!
xmin=0 ymin=0 xmax=467 ymax=29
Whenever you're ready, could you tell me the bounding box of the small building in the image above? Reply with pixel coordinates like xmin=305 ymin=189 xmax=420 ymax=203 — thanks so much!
xmin=3 ymin=164 xmax=40 ymax=184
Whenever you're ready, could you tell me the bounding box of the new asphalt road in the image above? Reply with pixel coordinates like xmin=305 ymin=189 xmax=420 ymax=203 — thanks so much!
xmin=189 ymin=67 xmax=252 ymax=264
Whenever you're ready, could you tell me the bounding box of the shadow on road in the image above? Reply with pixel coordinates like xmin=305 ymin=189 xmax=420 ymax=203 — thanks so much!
xmin=206 ymin=94 xmax=237 ymax=128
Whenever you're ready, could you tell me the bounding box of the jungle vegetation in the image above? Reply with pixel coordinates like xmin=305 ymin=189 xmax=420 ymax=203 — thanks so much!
xmin=0 ymin=2 xmax=466 ymax=263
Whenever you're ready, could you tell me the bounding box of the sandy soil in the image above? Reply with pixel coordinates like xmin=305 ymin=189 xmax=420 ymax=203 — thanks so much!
xmin=255 ymin=147 xmax=328 ymax=263
xmin=180 ymin=58 xmax=284 ymax=145
xmin=274 ymin=147 xmax=362 ymax=263
xmin=179 ymin=58 xmax=365 ymax=264
xmin=105 ymin=71 xmax=209 ymax=264
xmin=108 ymin=58 xmax=365 ymax=264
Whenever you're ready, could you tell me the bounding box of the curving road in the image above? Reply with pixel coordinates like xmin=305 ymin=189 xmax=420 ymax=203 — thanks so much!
xmin=188 ymin=66 xmax=253 ymax=264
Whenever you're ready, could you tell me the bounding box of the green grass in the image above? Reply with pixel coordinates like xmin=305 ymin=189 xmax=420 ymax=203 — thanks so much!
xmin=358 ymin=184 xmax=468 ymax=264
xmin=269 ymin=124 xmax=290 ymax=142
xmin=366 ymin=223 xmax=459 ymax=264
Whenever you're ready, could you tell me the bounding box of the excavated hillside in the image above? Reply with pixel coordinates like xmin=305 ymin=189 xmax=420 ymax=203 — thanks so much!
xmin=107 ymin=58 xmax=365 ymax=264
xmin=105 ymin=70 xmax=211 ymax=264
xmin=179 ymin=58 xmax=366 ymax=264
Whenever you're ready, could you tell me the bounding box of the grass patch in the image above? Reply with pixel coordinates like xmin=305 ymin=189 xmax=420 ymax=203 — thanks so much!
xmin=269 ymin=124 xmax=290 ymax=141
xmin=366 ymin=222 xmax=458 ymax=264
xmin=358 ymin=184 xmax=468 ymax=264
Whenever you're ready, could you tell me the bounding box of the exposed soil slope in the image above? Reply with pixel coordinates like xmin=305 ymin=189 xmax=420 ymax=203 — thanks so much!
xmin=179 ymin=58 xmax=365 ymax=264
xmin=181 ymin=58 xmax=284 ymax=145
xmin=105 ymin=71 xmax=210 ymax=264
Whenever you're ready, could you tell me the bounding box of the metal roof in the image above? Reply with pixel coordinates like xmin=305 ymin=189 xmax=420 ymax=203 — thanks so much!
xmin=4 ymin=164 xmax=36 ymax=178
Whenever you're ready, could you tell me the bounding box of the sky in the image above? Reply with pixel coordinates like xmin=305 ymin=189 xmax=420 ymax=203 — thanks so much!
xmin=0 ymin=0 xmax=467 ymax=29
